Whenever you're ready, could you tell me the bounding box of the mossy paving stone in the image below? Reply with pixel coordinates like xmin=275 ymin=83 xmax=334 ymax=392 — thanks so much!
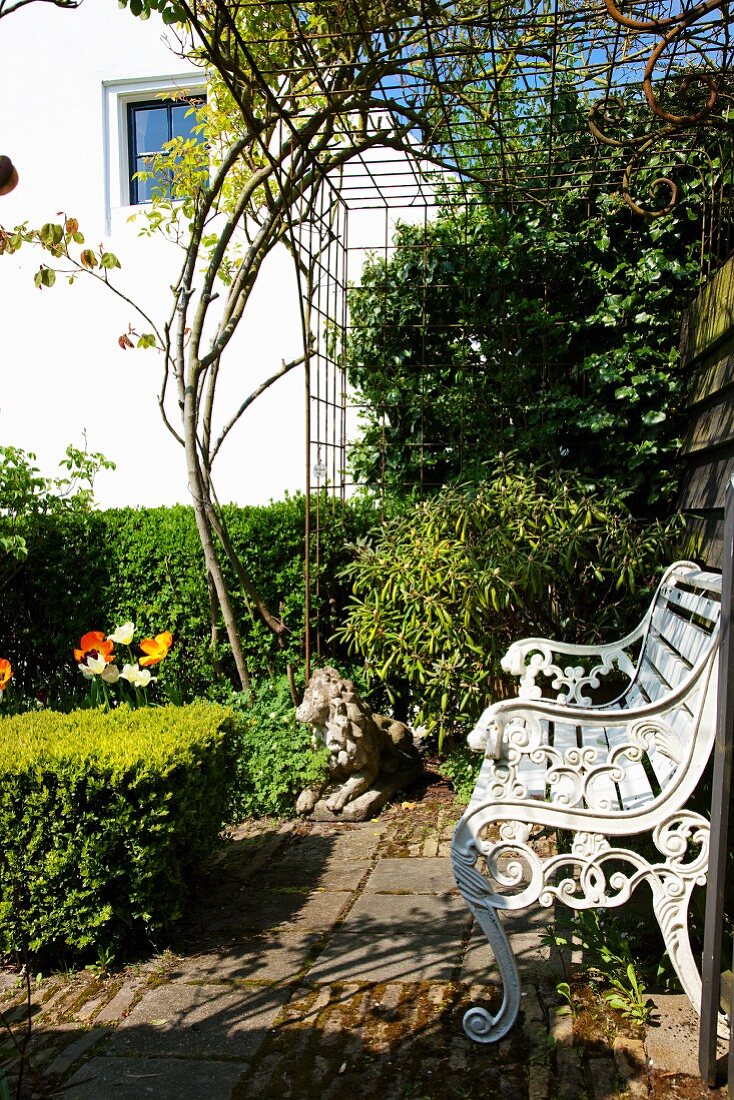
xmin=379 ymin=805 xmax=450 ymax=859
xmin=648 ymin=1070 xmax=729 ymax=1098
xmin=233 ymin=980 xmax=528 ymax=1100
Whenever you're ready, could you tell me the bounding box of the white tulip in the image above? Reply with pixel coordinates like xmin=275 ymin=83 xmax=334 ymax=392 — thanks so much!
xmin=108 ymin=622 xmax=135 ymax=645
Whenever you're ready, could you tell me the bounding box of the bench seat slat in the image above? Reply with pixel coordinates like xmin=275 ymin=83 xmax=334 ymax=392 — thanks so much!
xmin=664 ymin=586 xmax=721 ymax=624
xmin=546 ymin=721 xmax=579 ymax=804
xmin=677 ymin=569 xmax=721 ymax=592
xmin=619 ymin=683 xmax=649 ymax=708
xmin=602 ymin=723 xmax=656 ymax=811
xmin=637 ymin=654 xmax=674 ymax=697
xmin=516 ymin=740 xmax=547 ymax=797
xmin=580 ymin=724 xmax=622 ymax=811
xmin=654 ymin=615 xmax=716 ymax=666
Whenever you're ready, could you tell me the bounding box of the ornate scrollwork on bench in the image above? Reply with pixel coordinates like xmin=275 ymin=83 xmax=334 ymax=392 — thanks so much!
xmin=501 ymin=640 xmax=638 ymax=705
xmin=453 ymin=561 xmax=723 ymax=1044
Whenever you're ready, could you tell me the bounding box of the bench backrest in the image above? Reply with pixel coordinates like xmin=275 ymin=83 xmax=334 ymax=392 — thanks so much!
xmin=628 ymin=564 xmax=721 ymax=707
xmin=610 ymin=563 xmax=721 ymax=807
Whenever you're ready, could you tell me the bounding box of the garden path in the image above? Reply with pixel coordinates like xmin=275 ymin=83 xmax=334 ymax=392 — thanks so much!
xmin=0 ymin=793 xmax=728 ymax=1099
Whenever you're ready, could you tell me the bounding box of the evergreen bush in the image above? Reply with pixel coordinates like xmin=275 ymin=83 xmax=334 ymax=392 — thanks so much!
xmin=0 ymin=703 xmax=235 ymax=961
xmin=337 ymin=454 xmax=684 ymax=748
xmin=0 ymin=495 xmax=375 ymax=704
xmin=226 ymin=676 xmax=328 ymax=819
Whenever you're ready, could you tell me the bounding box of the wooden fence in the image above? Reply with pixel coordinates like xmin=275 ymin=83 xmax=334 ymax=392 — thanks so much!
xmin=679 ymin=255 xmax=734 ymax=567
xmin=680 ymin=256 xmax=734 ymax=1084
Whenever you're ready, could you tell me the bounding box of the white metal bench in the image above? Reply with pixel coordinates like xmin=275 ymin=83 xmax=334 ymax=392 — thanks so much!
xmin=452 ymin=560 xmax=722 ymax=1043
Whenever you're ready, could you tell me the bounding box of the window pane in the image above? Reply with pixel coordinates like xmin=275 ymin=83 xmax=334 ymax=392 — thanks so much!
xmin=133 ymin=105 xmax=170 ymax=155
xmin=134 ymin=157 xmax=165 ymax=204
xmin=171 ymin=102 xmax=199 ymax=141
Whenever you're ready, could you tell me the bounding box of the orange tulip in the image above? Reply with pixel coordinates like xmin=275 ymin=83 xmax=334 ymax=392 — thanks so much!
xmin=0 ymin=659 xmax=12 ymax=690
xmin=139 ymin=631 xmax=173 ymax=667
xmin=74 ymin=630 xmax=115 ymax=665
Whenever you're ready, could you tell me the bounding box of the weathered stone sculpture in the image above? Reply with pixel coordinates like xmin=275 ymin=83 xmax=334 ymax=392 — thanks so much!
xmin=295 ymin=666 xmax=423 ymax=822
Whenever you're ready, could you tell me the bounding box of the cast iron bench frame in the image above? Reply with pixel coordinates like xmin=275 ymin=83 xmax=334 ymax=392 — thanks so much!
xmin=452 ymin=560 xmax=722 ymax=1043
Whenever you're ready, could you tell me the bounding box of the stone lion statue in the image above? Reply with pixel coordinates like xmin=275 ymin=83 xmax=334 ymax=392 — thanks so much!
xmin=295 ymin=667 xmax=422 ymax=821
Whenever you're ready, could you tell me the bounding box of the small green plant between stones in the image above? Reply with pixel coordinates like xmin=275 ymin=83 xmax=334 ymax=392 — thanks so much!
xmin=556 ymin=981 xmax=578 ymax=1019
xmin=543 ymin=910 xmax=654 ymax=1025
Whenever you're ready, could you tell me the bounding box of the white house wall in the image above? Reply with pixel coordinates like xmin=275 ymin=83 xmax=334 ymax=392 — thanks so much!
xmin=0 ymin=0 xmax=305 ymax=509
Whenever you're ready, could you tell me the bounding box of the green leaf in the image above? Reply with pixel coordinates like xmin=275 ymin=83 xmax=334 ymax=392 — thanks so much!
xmin=39 ymin=222 xmax=63 ymax=247
xmin=34 ymin=266 xmax=55 ymax=289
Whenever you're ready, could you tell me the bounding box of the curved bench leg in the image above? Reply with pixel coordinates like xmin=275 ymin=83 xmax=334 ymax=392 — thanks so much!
xmin=452 ymin=837 xmax=522 ymax=1043
xmin=644 ymin=812 xmax=729 ymax=1036
xmin=650 ymin=875 xmax=702 ymax=1012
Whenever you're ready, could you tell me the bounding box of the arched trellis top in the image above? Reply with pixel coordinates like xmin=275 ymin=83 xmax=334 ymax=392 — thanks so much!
xmin=175 ymin=0 xmax=734 ymax=218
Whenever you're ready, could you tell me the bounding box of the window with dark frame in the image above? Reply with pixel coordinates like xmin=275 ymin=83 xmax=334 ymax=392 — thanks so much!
xmin=127 ymin=97 xmax=204 ymax=205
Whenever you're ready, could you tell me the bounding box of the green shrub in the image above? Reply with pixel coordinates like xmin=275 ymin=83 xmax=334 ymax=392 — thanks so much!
xmin=337 ymin=454 xmax=683 ymax=748
xmin=346 ymin=170 xmax=702 ymax=511
xmin=226 ymin=676 xmax=328 ymax=819
xmin=440 ymin=740 xmax=481 ymax=803
xmin=0 ymin=703 xmax=235 ymax=961
xmin=0 ymin=494 xmax=376 ymax=705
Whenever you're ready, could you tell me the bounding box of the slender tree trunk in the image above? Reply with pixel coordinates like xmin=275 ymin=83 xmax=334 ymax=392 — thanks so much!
xmin=205 ymin=570 xmax=224 ymax=681
xmin=183 ymin=387 xmax=251 ymax=693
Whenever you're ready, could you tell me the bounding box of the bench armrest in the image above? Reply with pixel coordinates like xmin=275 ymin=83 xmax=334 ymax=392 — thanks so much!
xmin=468 ymin=667 xmax=708 ymax=759
xmin=501 ymin=625 xmax=645 ymax=706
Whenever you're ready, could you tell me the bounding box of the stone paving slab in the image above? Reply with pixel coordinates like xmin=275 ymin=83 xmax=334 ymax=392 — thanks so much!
xmin=296 ymin=823 xmax=388 ymax=862
xmin=364 ymin=856 xmax=457 ymax=894
xmin=168 ymin=931 xmax=323 ymax=984
xmin=63 ymin=1055 xmax=248 ymax=1100
xmin=460 ymin=909 xmax=557 ymax=983
xmin=341 ymin=890 xmax=471 ymax=934
xmin=94 ymin=981 xmax=140 ymax=1026
xmin=45 ymin=1027 xmax=109 ymax=1077
xmin=183 ymin=885 xmax=352 ymax=941
xmin=259 ymin=860 xmax=372 ymax=892
xmin=304 ymin=930 xmax=466 ymax=984
xmin=646 ymin=992 xmax=728 ymax=1078
xmin=108 ymin=981 xmax=285 ymax=1059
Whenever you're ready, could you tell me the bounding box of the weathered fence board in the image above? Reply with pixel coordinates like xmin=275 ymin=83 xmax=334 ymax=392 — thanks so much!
xmin=680 ymin=255 xmax=734 ymax=568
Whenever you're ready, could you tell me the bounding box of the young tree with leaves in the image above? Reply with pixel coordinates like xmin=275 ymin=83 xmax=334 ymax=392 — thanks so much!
xmin=0 ymin=0 xmax=534 ymax=694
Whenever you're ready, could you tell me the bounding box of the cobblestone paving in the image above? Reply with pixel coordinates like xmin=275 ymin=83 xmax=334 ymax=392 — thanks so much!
xmin=0 ymin=794 xmax=728 ymax=1099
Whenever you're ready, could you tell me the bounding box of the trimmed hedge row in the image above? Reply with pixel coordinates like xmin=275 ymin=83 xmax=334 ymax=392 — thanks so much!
xmin=0 ymin=703 xmax=236 ymax=960
xmin=0 ymin=495 xmax=376 ymax=704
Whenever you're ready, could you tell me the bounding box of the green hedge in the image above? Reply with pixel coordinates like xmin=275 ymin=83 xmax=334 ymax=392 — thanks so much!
xmin=0 ymin=703 xmax=235 ymax=961
xmin=0 ymin=495 xmax=376 ymax=704
xmin=227 ymin=676 xmax=329 ymax=819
